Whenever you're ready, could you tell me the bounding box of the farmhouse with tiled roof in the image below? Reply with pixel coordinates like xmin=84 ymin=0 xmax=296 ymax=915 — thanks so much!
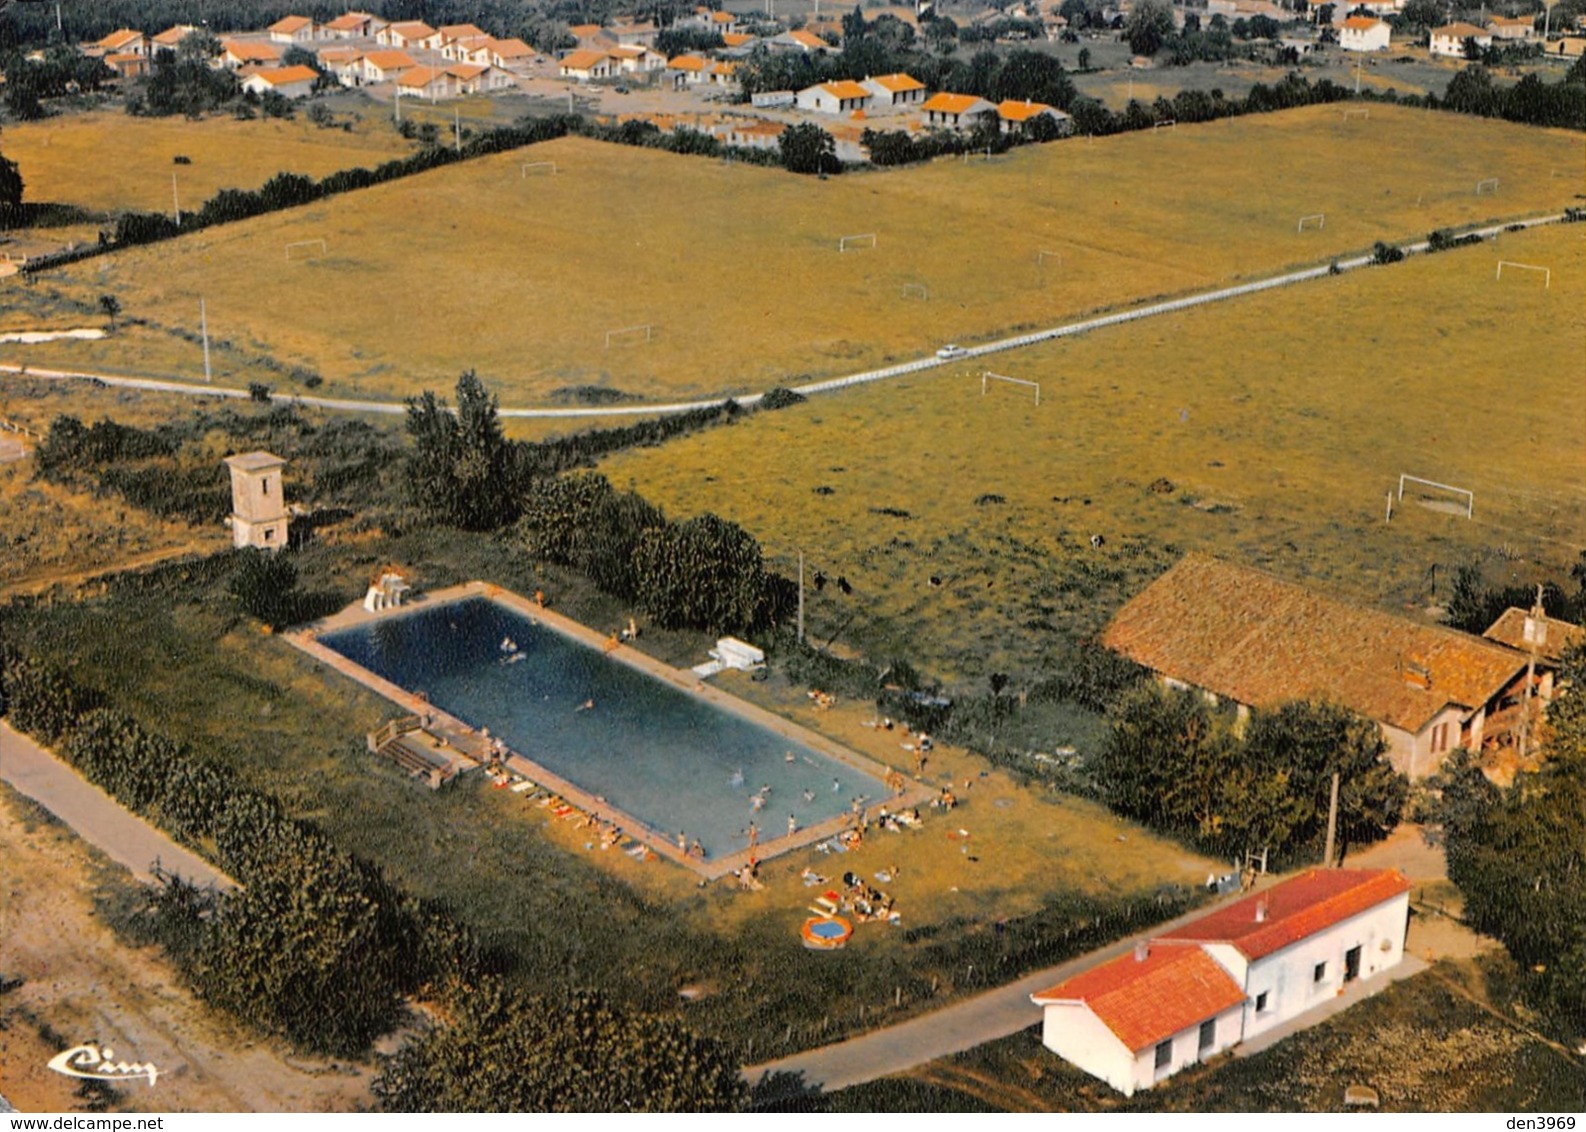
xmin=921 ymin=92 xmax=998 ymax=130
xmin=796 ymin=80 xmax=874 ymax=114
xmin=861 ymin=73 xmax=926 ymax=106
xmin=1032 ymin=869 xmax=1411 ymax=1095
xmin=1101 ymin=555 xmax=1538 ymax=778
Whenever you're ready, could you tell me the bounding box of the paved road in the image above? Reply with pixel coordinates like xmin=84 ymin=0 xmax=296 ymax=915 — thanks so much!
xmin=745 ymin=888 xmax=1262 ymax=1093
xmin=0 ymin=720 xmax=235 ymax=890
xmin=1 ymin=212 xmax=1565 ymax=420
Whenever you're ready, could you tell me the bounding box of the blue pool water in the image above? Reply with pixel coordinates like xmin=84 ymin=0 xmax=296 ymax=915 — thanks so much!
xmin=320 ymin=597 xmax=885 ymax=858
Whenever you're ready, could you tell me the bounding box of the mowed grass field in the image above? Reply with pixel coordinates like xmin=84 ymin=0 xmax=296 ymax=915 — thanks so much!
xmin=3 ymin=111 xmax=412 ymax=215
xmin=14 ymin=103 xmax=1581 ymax=403
xmin=600 ymin=223 xmax=1586 ymax=685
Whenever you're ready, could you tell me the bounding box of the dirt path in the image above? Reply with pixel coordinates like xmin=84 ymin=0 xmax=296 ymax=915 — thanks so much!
xmin=0 ymin=787 xmax=373 ymax=1113
xmin=0 ymin=543 xmax=212 ymax=600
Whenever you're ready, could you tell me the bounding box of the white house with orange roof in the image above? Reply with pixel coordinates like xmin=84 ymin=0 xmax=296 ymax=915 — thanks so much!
xmin=862 ymin=72 xmax=926 ymax=106
xmin=442 ymin=35 xmax=494 ymax=63
xmin=796 ymin=80 xmax=874 ymax=114
xmin=379 ymin=21 xmax=440 ymax=50
xmin=997 ymin=99 xmax=1071 ymax=133
xmin=241 ymin=64 xmax=318 ymax=98
xmin=316 ymin=47 xmax=365 ymax=86
xmin=560 ymin=49 xmax=618 ymax=81
xmin=359 ymin=50 xmax=418 ymax=83
xmin=151 ymin=25 xmax=199 ymax=50
xmin=94 ymin=28 xmax=148 ymax=56
xmin=608 ymin=44 xmax=667 ymax=73
xmin=322 ymin=12 xmax=379 ymax=39
xmin=437 ymin=23 xmax=488 ymax=45
xmin=921 ymin=91 xmax=998 ymax=130
xmin=1487 ymin=15 xmax=1535 ymax=40
xmin=448 ymin=63 xmax=514 ymax=94
xmin=220 ymin=39 xmax=283 ymax=69
xmin=770 ymin=28 xmax=834 ymax=52
xmin=666 ymin=53 xmax=710 ymax=86
xmin=1430 ymin=22 xmax=1492 ymax=55
xmin=269 ymin=16 xmax=317 ymax=44
xmin=1338 ymin=15 xmax=1390 ymax=50
xmin=489 ymin=38 xmax=538 ymax=70
xmin=397 ymin=65 xmax=454 ymax=100
xmin=1032 ymin=869 xmax=1411 ymax=1095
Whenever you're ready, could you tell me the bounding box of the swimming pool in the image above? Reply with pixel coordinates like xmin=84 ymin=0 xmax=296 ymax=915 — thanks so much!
xmin=317 ymin=596 xmax=887 ymax=859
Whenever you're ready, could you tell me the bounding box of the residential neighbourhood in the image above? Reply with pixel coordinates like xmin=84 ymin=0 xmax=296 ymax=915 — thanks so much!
xmin=2 ymin=0 xmax=1584 ymax=1118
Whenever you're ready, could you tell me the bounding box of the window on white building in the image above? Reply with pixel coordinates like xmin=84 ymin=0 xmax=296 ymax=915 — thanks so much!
xmin=1313 ymin=961 xmax=1327 ymax=984
xmin=1154 ymin=1040 xmax=1172 ymax=1073
xmin=1198 ymin=1019 xmax=1215 ymax=1053
xmin=1255 ymin=991 xmax=1269 ymax=1013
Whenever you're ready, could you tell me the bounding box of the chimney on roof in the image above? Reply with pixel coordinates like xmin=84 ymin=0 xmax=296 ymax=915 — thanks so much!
xmin=1133 ymin=941 xmax=1149 ymax=962
xmin=1254 ymin=899 xmax=1268 ymax=923
xmin=1402 ymin=656 xmax=1432 ymax=690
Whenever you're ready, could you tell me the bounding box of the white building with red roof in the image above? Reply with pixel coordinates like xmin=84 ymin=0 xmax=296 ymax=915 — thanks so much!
xmin=1031 ymin=868 xmax=1411 ymax=1095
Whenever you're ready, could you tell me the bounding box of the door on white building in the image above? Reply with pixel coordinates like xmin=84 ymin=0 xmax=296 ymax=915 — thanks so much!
xmin=1344 ymin=945 xmax=1362 ymax=983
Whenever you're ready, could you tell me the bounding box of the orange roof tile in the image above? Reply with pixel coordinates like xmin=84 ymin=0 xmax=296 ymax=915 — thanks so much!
xmin=99 ymin=28 xmax=145 ymax=50
xmin=317 ymin=47 xmax=364 ymax=64
xmin=490 ymin=38 xmax=536 ymax=58
xmin=438 ymin=24 xmax=487 ymax=40
xmin=922 ymin=91 xmax=990 ymax=114
xmin=1341 ymin=15 xmax=1382 ymax=29
xmin=1435 ymin=22 xmax=1490 ymax=37
xmin=324 ymin=13 xmax=372 ymax=32
xmin=1032 ymin=943 xmax=1246 ymax=1052
xmin=362 ymin=50 xmax=416 ymax=69
xmin=723 ymin=32 xmax=755 ymax=46
xmin=570 ymin=23 xmax=606 ymax=37
xmin=1101 ymin=555 xmax=1528 ymax=733
xmin=709 ymin=10 xmax=735 ymax=22
xmin=868 ymin=72 xmax=924 ymax=91
xmin=153 ymin=26 xmax=197 ymax=46
xmin=668 ymin=54 xmax=708 ymax=70
xmin=1483 ymin=608 xmax=1584 ymax=664
xmin=998 ymin=98 xmax=1056 ymax=120
xmin=446 ymin=63 xmax=489 ymax=79
xmin=787 ymin=29 xmax=829 ymax=47
xmin=224 ymin=40 xmax=283 ymax=62
xmin=560 ymin=49 xmax=612 ymax=69
xmin=251 ymin=64 xmax=319 ymax=86
xmin=821 ymin=80 xmax=872 ymax=99
xmin=387 ymin=21 xmax=436 ymax=40
xmin=1159 ymin=869 xmax=1411 ymax=961
xmin=269 ymin=15 xmax=314 ymax=33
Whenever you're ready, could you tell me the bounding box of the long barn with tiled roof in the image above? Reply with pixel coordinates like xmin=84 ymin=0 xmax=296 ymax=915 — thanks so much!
xmin=1101 ymin=555 xmax=1537 ymax=778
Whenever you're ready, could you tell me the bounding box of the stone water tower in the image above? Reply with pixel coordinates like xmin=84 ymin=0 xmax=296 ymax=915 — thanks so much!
xmin=224 ymin=451 xmax=289 ymax=551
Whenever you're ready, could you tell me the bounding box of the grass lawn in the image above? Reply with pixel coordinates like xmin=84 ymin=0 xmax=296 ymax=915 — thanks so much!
xmin=3 ymin=110 xmax=413 ymax=216
xmin=599 ymin=222 xmax=1586 ymax=686
xmin=810 ymin=956 xmax=1585 ymax=1111
xmin=11 ymin=104 xmax=1578 ymax=404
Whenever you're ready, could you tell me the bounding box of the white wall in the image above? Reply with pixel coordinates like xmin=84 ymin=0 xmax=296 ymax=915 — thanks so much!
xmin=1241 ymin=892 xmax=1409 ymax=1041
xmin=1125 ymin=1001 xmax=1245 ymax=1093
xmin=1039 ymin=1003 xmax=1139 ymax=1096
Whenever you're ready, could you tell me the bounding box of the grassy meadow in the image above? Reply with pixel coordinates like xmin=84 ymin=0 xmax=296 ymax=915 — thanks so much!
xmin=600 ymin=222 xmax=1586 ymax=686
xmin=3 ymin=111 xmax=412 ymax=216
xmin=9 ymin=103 xmax=1580 ymax=404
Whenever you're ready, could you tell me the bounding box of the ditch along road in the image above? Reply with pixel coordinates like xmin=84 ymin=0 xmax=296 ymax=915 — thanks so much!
xmin=0 ymin=213 xmax=1568 ymax=420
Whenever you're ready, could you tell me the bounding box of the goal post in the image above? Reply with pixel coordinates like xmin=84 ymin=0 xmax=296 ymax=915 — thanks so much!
xmin=521 ymin=161 xmax=558 ymax=177
xmin=1296 ymin=213 xmax=1325 ymax=233
xmin=982 ymin=371 xmax=1040 ymax=407
xmin=1475 ymin=177 xmax=1499 ymax=196
xmin=1341 ymin=107 xmax=1369 ymax=121
xmin=901 ymin=283 xmax=929 ymax=300
xmin=284 ymin=238 xmax=327 ymax=260
xmin=604 ymin=324 xmax=653 ymax=348
xmin=1037 ymin=249 xmax=1062 ymax=268
xmin=838 ymin=233 xmax=877 ymax=253
xmin=1496 ymin=260 xmax=1551 ymax=289
xmin=1398 ymin=474 xmax=1473 ymax=519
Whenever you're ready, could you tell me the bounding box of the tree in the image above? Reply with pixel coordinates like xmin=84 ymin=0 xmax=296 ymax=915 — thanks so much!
xmin=1125 ymin=0 xmax=1175 ymax=55
xmin=99 ymin=294 xmax=121 ymax=328
xmin=405 ymin=372 xmax=517 ymax=531
xmin=1077 ymin=47 xmax=1092 ymax=71
xmin=778 ymin=122 xmax=839 ymax=175
xmin=0 ymin=128 xmax=22 ymax=228
xmin=373 ymin=983 xmax=746 ymax=1111
xmin=228 ymin=549 xmax=301 ymax=628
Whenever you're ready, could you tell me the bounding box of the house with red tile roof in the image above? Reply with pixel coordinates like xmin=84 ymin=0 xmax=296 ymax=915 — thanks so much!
xmin=997 ymin=99 xmax=1071 ymax=133
xmin=316 ymin=47 xmax=365 ymax=86
xmin=1338 ymin=15 xmax=1390 ymax=51
xmin=769 ymin=28 xmax=834 ymax=52
xmin=151 ymin=25 xmax=199 ymax=49
xmin=1101 ymin=555 xmax=1536 ymax=778
xmin=488 ymin=38 xmax=538 ymax=69
xmin=1032 ymin=868 xmax=1411 ymax=1095
xmin=359 ymin=49 xmax=418 ymax=83
xmin=1482 ymin=608 xmax=1583 ymax=668
xmin=607 ymin=44 xmax=667 ymax=73
xmin=322 ymin=12 xmax=380 ymax=39
xmin=396 ymin=65 xmax=454 ymax=100
xmin=94 ymin=28 xmax=148 ymax=56
xmin=921 ymin=91 xmax=998 ymax=130
xmin=378 ymin=21 xmax=440 ymax=50
xmin=241 ymin=64 xmax=318 ymax=99
xmin=269 ymin=16 xmax=317 ymax=44
xmin=1430 ymin=21 xmax=1492 ymax=56
xmin=796 ymin=80 xmax=874 ymax=114
xmin=1487 ymin=14 xmax=1535 ymax=39
xmin=560 ymin=49 xmax=618 ymax=81
xmin=220 ymin=39 xmax=283 ymax=69
xmin=861 ymin=72 xmax=926 ymax=106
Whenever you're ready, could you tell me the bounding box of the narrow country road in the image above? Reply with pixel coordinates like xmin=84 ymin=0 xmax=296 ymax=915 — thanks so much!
xmin=0 ymin=720 xmax=235 ymax=890
xmin=1 ymin=213 xmax=1564 ymax=420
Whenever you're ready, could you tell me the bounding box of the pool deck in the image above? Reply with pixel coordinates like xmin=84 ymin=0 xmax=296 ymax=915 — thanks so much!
xmin=287 ymin=581 xmax=933 ymax=882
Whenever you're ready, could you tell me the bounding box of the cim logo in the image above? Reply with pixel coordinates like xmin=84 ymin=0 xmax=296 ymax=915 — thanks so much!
xmin=47 ymin=1044 xmax=160 ymax=1087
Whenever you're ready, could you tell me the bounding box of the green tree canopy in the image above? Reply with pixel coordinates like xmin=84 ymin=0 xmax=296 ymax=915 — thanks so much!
xmin=373 ymin=983 xmax=746 ymax=1111
xmin=779 ymin=122 xmax=840 ymax=175
xmin=405 ymin=371 xmax=518 ymax=530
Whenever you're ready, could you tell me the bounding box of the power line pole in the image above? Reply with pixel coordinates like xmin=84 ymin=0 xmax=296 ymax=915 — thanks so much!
xmin=797 ymin=549 xmax=805 ymax=645
xmin=1517 ymin=583 xmax=1545 ymax=758
xmin=171 ymin=172 xmax=181 ymax=224
xmin=200 ymin=298 xmax=212 ymax=383
xmin=1322 ymin=770 xmax=1340 ymax=867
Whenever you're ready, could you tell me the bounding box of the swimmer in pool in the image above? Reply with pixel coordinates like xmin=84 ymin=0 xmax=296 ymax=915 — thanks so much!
xmin=730 ymin=768 xmax=745 ymax=788
xmin=576 ymin=699 xmax=594 ymax=712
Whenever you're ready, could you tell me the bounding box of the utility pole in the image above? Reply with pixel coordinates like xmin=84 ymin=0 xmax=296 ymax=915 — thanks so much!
xmin=1354 ymin=53 xmax=1362 ymax=95
xmin=454 ymin=106 xmax=462 ymax=152
xmin=394 ymin=88 xmax=402 ymax=124
xmin=1322 ymin=770 xmax=1340 ymax=867
xmin=200 ymin=299 xmax=212 ymax=383
xmin=1517 ymin=583 xmax=1545 ymax=758
xmin=171 ymin=172 xmax=181 ymax=225
xmin=797 ymin=550 xmax=805 ymax=645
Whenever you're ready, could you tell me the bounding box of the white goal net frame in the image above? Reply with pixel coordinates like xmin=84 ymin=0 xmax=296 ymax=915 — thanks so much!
xmin=1398 ymin=474 xmax=1473 ymax=519
xmin=1496 ymin=260 xmax=1550 ymax=289
xmin=604 ymin=324 xmax=654 ymax=348
xmin=982 ymin=371 xmax=1040 ymax=407
xmin=521 ymin=161 xmax=559 ymax=177
xmin=284 ymin=239 xmax=327 ymax=260
xmin=838 ymin=233 xmax=877 ymax=253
